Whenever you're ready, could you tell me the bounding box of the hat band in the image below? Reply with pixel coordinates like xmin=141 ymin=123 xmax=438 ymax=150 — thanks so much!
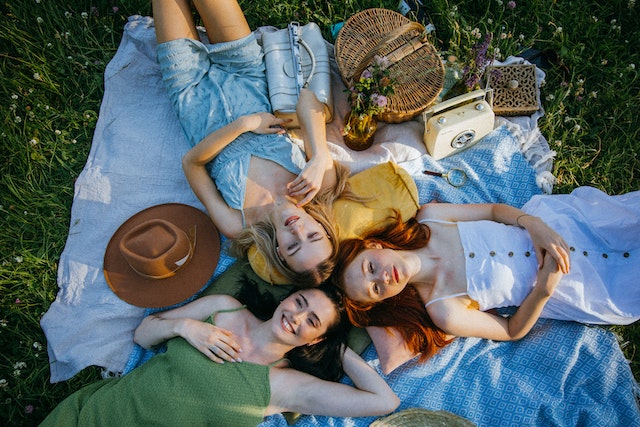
xmin=129 ymin=225 xmax=197 ymax=280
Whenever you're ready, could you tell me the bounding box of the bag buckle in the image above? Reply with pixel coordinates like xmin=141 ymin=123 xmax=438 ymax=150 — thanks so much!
xmin=288 ymin=22 xmax=304 ymax=95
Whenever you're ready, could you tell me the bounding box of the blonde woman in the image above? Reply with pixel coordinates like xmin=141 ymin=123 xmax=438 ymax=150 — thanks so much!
xmin=154 ymin=0 xmax=350 ymax=285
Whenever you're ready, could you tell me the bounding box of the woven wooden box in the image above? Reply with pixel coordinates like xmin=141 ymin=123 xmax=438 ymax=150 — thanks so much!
xmin=335 ymin=8 xmax=444 ymax=123
xmin=485 ymin=64 xmax=539 ymax=116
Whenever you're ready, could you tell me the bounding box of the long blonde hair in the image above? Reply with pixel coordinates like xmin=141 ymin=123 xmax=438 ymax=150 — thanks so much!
xmin=230 ymin=161 xmax=353 ymax=287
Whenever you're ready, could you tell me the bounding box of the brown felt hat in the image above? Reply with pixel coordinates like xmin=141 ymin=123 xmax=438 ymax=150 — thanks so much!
xmin=104 ymin=203 xmax=220 ymax=308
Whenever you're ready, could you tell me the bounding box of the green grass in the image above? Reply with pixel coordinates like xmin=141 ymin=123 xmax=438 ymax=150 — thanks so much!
xmin=1 ymin=0 xmax=638 ymax=425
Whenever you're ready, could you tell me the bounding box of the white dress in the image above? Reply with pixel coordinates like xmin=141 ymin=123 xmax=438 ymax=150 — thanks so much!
xmin=429 ymin=187 xmax=640 ymax=325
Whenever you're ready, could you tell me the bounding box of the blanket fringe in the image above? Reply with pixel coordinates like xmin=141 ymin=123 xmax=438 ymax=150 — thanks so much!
xmin=497 ymin=117 xmax=556 ymax=194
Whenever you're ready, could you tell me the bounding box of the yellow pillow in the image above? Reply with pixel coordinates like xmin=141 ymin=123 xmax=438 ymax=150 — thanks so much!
xmin=333 ymin=161 xmax=420 ymax=240
xmin=250 ymin=162 xmax=420 ymax=284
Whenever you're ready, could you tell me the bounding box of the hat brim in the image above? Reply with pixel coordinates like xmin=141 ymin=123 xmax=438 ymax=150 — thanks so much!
xmin=104 ymin=203 xmax=220 ymax=308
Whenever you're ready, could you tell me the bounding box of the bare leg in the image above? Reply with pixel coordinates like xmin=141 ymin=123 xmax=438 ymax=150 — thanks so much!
xmin=152 ymin=0 xmax=199 ymax=44
xmin=152 ymin=0 xmax=250 ymax=44
xmin=192 ymin=0 xmax=251 ymax=43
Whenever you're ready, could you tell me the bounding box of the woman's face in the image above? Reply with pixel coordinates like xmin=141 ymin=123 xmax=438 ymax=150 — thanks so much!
xmin=273 ymin=289 xmax=337 ymax=346
xmin=271 ymin=202 xmax=332 ymax=274
xmin=342 ymin=246 xmax=410 ymax=303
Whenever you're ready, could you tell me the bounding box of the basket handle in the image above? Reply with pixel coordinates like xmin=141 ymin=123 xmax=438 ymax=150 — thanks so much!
xmin=350 ymin=21 xmax=428 ymax=83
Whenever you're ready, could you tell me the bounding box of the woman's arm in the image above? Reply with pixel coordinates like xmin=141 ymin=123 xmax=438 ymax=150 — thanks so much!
xmin=267 ymin=347 xmax=399 ymax=417
xmin=288 ymin=89 xmax=337 ymax=206
xmin=133 ymin=294 xmax=242 ymax=363
xmin=182 ymin=113 xmax=288 ymax=237
xmin=428 ymin=253 xmax=564 ymax=340
xmin=418 ymin=202 xmax=571 ymax=273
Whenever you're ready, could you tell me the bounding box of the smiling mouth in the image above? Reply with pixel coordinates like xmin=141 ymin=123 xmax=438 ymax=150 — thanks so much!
xmin=281 ymin=314 xmax=294 ymax=334
xmin=285 ymin=216 xmax=299 ymax=227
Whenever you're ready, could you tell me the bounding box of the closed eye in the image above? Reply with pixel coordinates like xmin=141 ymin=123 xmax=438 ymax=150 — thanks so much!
xmin=308 ymin=231 xmax=322 ymax=241
xmin=287 ymin=242 xmax=300 ymax=256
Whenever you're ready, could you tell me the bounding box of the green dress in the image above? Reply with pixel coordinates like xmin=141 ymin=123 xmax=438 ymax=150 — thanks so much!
xmin=40 ymin=308 xmax=273 ymax=426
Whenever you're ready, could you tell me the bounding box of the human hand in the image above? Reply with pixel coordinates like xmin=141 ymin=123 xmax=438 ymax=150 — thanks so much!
xmin=535 ymin=252 xmax=564 ymax=297
xmin=520 ymin=215 xmax=571 ymax=273
xmin=287 ymin=158 xmax=327 ymax=207
xmin=182 ymin=319 xmax=242 ymax=363
xmin=242 ymin=112 xmax=290 ymax=135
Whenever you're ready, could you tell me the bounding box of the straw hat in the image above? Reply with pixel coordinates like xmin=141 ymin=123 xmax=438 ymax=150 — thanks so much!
xmin=104 ymin=203 xmax=220 ymax=308
xmin=371 ymin=408 xmax=476 ymax=427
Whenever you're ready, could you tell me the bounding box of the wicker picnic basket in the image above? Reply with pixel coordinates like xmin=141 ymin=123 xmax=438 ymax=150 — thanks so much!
xmin=335 ymin=8 xmax=444 ymax=123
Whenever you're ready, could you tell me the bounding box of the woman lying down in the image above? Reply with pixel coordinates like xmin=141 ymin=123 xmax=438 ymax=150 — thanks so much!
xmin=39 ymin=286 xmax=399 ymax=426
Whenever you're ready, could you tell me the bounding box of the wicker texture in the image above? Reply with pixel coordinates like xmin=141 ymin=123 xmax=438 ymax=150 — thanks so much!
xmin=335 ymin=8 xmax=444 ymax=123
xmin=486 ymin=64 xmax=539 ymax=116
xmin=371 ymin=408 xmax=476 ymax=427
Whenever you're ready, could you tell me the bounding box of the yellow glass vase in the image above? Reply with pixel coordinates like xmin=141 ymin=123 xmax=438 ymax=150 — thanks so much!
xmin=343 ymin=111 xmax=377 ymax=151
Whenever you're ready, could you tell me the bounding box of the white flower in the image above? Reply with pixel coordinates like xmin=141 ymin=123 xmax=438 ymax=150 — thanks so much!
xmin=573 ymin=124 xmax=581 ymax=132
xmin=11 ymin=94 xmax=18 ymax=100
xmin=65 ymin=11 xmax=72 ymax=18
xmin=14 ymin=256 xmax=23 ymax=263
xmin=81 ymin=12 xmax=88 ymax=19
xmin=37 ymin=17 xmax=43 ymax=24
xmin=30 ymin=139 xmax=38 ymax=146
xmin=33 ymin=72 xmax=42 ymax=81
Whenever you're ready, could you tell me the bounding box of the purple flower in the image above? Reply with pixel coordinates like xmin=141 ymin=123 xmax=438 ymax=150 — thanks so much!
xmin=25 ymin=405 xmax=34 ymax=414
xmin=371 ymin=94 xmax=388 ymax=107
xmin=361 ymin=70 xmax=372 ymax=79
xmin=507 ymin=1 xmax=516 ymax=9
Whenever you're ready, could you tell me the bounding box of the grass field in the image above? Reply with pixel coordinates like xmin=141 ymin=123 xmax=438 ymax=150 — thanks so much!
xmin=1 ymin=0 xmax=638 ymax=425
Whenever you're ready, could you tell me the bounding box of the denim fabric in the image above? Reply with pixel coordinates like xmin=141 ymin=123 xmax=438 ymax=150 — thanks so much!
xmin=156 ymin=33 xmax=306 ymax=210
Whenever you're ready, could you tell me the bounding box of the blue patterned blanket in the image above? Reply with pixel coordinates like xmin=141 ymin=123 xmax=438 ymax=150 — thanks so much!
xmin=262 ymin=318 xmax=640 ymax=426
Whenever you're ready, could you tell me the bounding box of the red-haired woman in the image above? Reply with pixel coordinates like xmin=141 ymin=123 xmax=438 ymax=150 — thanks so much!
xmin=334 ymin=187 xmax=640 ymax=344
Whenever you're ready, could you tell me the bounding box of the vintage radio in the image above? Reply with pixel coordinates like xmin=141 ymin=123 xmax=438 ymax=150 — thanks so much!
xmin=422 ymin=89 xmax=495 ymax=160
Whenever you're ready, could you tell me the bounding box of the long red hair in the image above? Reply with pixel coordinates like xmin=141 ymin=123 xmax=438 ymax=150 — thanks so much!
xmin=334 ymin=211 xmax=454 ymax=361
